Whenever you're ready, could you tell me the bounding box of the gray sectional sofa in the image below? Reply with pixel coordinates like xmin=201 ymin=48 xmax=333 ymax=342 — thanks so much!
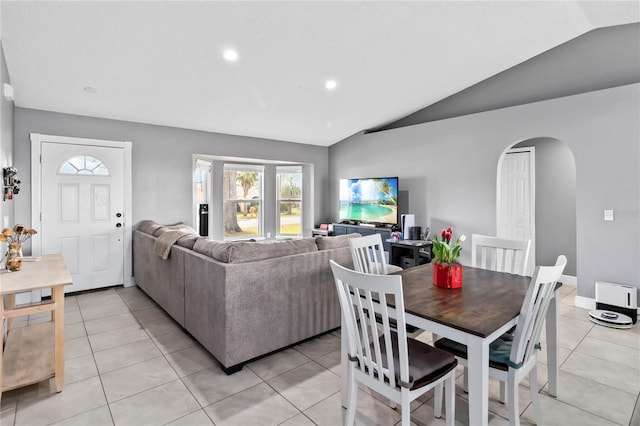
xmin=133 ymin=221 xmax=356 ymax=373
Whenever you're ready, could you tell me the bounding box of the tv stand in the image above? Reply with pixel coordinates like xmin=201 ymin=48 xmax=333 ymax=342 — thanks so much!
xmin=358 ymin=223 xmax=376 ymax=228
xmin=332 ymin=223 xmax=393 ymax=251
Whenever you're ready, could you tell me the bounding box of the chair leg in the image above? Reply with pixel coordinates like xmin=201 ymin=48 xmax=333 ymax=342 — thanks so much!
xmin=500 ymin=381 xmax=507 ymax=404
xmin=346 ymin=368 xmax=358 ymax=426
xmin=529 ymin=365 xmax=541 ymax=424
xmin=463 ymin=366 xmax=469 ymax=393
xmin=401 ymin=388 xmax=411 ymax=426
xmin=434 ymin=382 xmax=443 ymax=418
xmin=445 ymin=373 xmax=455 ymax=426
xmin=507 ymin=370 xmax=520 ymax=426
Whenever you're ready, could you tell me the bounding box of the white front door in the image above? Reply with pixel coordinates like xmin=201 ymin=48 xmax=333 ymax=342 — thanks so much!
xmin=41 ymin=142 xmax=126 ymax=293
xmin=497 ymin=147 xmax=535 ymax=275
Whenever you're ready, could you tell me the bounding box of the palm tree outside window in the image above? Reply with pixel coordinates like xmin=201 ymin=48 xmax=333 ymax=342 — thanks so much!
xmin=223 ymin=164 xmax=264 ymax=239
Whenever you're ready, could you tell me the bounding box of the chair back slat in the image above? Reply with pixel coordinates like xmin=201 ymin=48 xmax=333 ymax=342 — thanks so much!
xmin=471 ymin=234 xmax=531 ymax=276
xmin=510 ymin=255 xmax=566 ymax=366
xmin=349 ymin=234 xmax=389 ymax=275
xmin=330 ymin=260 xmax=409 ymax=390
xmin=350 ymin=286 xmax=375 ymax=377
xmin=340 ymin=279 xmax=366 ymax=371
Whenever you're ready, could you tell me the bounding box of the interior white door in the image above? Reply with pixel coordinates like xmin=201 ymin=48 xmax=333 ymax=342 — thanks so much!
xmin=41 ymin=142 xmax=125 ymax=293
xmin=497 ymin=148 xmax=535 ymax=275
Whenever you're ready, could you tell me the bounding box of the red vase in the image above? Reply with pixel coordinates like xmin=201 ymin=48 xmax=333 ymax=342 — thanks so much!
xmin=432 ymin=263 xmax=463 ymax=289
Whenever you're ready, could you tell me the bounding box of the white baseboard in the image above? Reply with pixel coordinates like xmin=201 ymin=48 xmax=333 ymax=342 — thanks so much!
xmin=575 ymin=293 xmax=640 ymax=314
xmin=574 ymin=295 xmax=596 ymax=310
xmin=560 ymin=274 xmax=577 ymax=286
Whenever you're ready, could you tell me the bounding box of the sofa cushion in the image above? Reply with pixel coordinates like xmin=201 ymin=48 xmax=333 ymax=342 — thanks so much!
xmin=192 ymin=237 xmax=318 ymax=263
xmin=138 ymin=220 xmax=198 ymax=237
xmin=228 ymin=238 xmax=318 ymax=263
xmin=193 ymin=239 xmax=235 ymax=263
xmin=137 ymin=220 xmax=163 ymax=236
xmin=153 ymin=223 xmax=197 ymax=237
xmin=316 ymin=233 xmax=362 ymax=250
xmin=175 ymin=234 xmax=201 ymax=250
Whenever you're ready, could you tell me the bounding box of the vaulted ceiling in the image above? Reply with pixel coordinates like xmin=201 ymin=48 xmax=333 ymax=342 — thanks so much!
xmin=1 ymin=1 xmax=638 ymax=146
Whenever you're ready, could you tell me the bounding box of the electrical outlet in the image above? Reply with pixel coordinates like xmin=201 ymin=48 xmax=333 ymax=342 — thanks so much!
xmin=604 ymin=210 xmax=614 ymax=221
xmin=3 ymin=216 xmax=8 ymax=228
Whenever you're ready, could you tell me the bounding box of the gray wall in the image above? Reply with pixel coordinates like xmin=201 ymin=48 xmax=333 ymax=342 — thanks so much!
xmin=513 ymin=138 xmax=577 ymax=276
xmin=329 ymin=84 xmax=639 ymax=299
xmin=13 ymin=108 xmax=330 ymax=236
xmin=0 ymin=42 xmax=14 ymax=228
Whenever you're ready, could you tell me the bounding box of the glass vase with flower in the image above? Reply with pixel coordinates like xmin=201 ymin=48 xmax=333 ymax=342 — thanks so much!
xmin=431 ymin=227 xmax=466 ymax=288
xmin=0 ymin=224 xmax=38 ymax=271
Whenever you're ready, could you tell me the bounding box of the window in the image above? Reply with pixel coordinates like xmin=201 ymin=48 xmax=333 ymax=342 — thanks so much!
xmin=58 ymin=155 xmax=109 ymax=175
xmin=277 ymin=166 xmax=302 ymax=236
xmin=193 ymin=157 xmax=308 ymax=240
xmin=223 ymin=164 xmax=263 ymax=239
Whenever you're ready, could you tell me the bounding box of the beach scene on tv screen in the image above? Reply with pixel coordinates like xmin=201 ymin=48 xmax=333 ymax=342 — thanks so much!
xmin=340 ymin=178 xmax=398 ymax=224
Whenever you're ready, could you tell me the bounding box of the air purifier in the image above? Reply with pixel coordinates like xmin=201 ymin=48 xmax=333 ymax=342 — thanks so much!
xmin=401 ymin=214 xmax=415 ymax=240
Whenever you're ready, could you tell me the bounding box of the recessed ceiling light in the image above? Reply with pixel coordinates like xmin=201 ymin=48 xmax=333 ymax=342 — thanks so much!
xmin=83 ymin=86 xmax=97 ymax=94
xmin=325 ymin=79 xmax=337 ymax=90
xmin=223 ymin=49 xmax=239 ymax=62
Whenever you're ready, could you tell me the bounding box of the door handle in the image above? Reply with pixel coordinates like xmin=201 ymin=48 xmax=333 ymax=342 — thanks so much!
xmin=116 ymin=213 xmax=122 ymax=218
xmin=116 ymin=223 xmax=122 ymax=228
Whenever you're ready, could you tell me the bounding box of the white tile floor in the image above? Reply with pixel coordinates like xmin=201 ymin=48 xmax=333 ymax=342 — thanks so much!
xmin=1 ymin=284 xmax=638 ymax=425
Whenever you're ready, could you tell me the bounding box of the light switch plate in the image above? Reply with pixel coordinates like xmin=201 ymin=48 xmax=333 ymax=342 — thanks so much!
xmin=604 ymin=210 xmax=614 ymax=221
xmin=3 ymin=216 xmax=8 ymax=228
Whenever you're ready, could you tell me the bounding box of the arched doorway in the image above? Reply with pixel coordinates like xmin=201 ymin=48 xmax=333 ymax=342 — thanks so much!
xmin=497 ymin=137 xmax=577 ymax=278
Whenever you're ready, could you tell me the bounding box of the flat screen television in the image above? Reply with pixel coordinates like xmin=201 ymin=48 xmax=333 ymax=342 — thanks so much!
xmin=339 ymin=177 xmax=398 ymax=226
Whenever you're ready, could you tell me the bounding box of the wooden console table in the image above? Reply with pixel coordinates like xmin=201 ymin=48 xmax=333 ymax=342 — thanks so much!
xmin=0 ymin=254 xmax=72 ymax=399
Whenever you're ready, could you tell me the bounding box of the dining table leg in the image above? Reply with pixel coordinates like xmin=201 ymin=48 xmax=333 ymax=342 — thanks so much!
xmin=466 ymin=335 xmax=490 ymax=426
xmin=546 ymin=289 xmax=560 ymax=397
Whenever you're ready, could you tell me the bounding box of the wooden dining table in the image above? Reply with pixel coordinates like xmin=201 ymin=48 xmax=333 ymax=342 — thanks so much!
xmin=340 ymin=263 xmax=562 ymax=426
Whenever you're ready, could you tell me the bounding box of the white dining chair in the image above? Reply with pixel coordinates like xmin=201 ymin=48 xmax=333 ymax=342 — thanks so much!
xmin=471 ymin=234 xmax=531 ymax=276
xmin=330 ymin=260 xmax=457 ymax=426
xmin=435 ymin=255 xmax=567 ymax=426
xmin=463 ymin=234 xmax=533 ymax=392
xmin=349 ymin=233 xmax=418 ymax=341
xmin=348 ymin=233 xmax=403 ymax=275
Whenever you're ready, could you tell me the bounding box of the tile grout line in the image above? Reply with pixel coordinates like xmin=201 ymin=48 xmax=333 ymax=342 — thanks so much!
xmin=82 ymin=293 xmax=118 ymax=426
xmin=632 ymin=394 xmax=640 ymax=426
xmin=118 ymin=290 xmax=220 ymax=425
xmin=97 ymin=289 xmax=199 ymax=425
xmin=61 ymin=290 xmax=182 ymax=425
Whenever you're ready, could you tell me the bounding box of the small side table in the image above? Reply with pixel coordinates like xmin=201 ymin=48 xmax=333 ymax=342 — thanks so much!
xmin=0 ymin=254 xmax=72 ymax=400
xmin=388 ymin=240 xmax=432 ymax=269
